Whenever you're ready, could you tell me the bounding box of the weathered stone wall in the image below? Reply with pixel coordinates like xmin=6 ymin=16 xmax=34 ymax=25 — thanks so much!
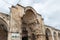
xmin=0 ymin=13 xmax=10 ymax=40
xmin=44 ymin=25 xmax=60 ymax=40
xmin=0 ymin=13 xmax=10 ymax=31
xmin=8 ymin=4 xmax=25 ymax=40
xmin=0 ymin=4 xmax=60 ymax=40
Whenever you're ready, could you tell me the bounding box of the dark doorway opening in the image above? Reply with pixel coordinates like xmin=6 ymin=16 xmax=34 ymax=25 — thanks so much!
xmin=22 ymin=27 xmax=28 ymax=40
xmin=22 ymin=36 xmax=28 ymax=40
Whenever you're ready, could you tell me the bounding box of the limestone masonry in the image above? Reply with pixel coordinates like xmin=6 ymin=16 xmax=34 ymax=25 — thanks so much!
xmin=0 ymin=4 xmax=60 ymax=40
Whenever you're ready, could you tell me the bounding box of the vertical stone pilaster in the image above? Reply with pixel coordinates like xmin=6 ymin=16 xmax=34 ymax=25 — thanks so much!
xmin=52 ymin=32 xmax=54 ymax=40
xmin=8 ymin=5 xmax=24 ymax=40
xmin=49 ymin=35 xmax=53 ymax=40
xmin=56 ymin=32 xmax=59 ymax=40
xmin=8 ymin=32 xmax=11 ymax=40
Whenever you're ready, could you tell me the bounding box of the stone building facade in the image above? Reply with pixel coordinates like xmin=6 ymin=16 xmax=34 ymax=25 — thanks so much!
xmin=0 ymin=4 xmax=60 ymax=40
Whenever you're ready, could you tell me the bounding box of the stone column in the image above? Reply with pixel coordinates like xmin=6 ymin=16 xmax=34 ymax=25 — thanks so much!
xmin=8 ymin=32 xmax=11 ymax=40
xmin=56 ymin=32 xmax=59 ymax=40
xmin=52 ymin=32 xmax=54 ymax=40
xmin=49 ymin=35 xmax=53 ymax=40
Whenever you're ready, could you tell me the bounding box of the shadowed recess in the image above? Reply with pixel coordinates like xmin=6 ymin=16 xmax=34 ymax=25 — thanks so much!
xmin=22 ymin=9 xmax=36 ymax=24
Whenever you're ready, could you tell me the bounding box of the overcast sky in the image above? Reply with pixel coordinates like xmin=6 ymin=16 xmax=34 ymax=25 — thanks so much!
xmin=0 ymin=0 xmax=60 ymax=29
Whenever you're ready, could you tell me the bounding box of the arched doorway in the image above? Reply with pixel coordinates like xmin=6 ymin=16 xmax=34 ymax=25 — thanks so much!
xmin=0 ymin=18 xmax=8 ymax=40
xmin=22 ymin=27 xmax=28 ymax=40
xmin=22 ymin=8 xmax=37 ymax=40
xmin=45 ymin=28 xmax=51 ymax=40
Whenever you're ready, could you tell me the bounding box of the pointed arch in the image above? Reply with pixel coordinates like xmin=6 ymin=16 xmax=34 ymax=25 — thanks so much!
xmin=0 ymin=18 xmax=8 ymax=40
xmin=22 ymin=6 xmax=37 ymax=24
xmin=45 ymin=28 xmax=51 ymax=40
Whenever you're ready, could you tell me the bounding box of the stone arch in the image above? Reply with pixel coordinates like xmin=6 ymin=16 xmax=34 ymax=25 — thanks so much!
xmin=22 ymin=6 xmax=37 ymax=24
xmin=25 ymin=6 xmax=37 ymax=15
xmin=45 ymin=28 xmax=52 ymax=40
xmin=0 ymin=13 xmax=9 ymax=25
xmin=0 ymin=18 xmax=8 ymax=40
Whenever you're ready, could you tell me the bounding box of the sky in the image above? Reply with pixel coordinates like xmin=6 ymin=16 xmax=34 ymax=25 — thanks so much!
xmin=0 ymin=0 xmax=60 ymax=29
